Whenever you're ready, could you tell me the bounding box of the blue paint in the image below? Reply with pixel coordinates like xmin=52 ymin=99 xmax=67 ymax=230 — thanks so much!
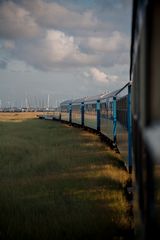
xmin=96 ymin=101 xmax=100 ymax=111
xmin=113 ymin=96 xmax=117 ymax=145
xmin=69 ymin=103 xmax=72 ymax=123
xmin=81 ymin=102 xmax=84 ymax=127
xmin=96 ymin=100 xmax=100 ymax=131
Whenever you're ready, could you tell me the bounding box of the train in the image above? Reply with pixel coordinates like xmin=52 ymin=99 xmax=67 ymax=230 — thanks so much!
xmin=40 ymin=0 xmax=160 ymax=239
xmin=130 ymin=0 xmax=160 ymax=239
xmin=51 ymin=82 xmax=132 ymax=174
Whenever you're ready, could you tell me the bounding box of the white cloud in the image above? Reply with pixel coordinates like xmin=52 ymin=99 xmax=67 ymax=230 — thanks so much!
xmin=14 ymin=30 xmax=96 ymax=70
xmin=90 ymin=68 xmax=108 ymax=83
xmin=84 ymin=31 xmax=130 ymax=53
xmin=42 ymin=30 xmax=79 ymax=62
xmin=0 ymin=0 xmax=131 ymax=71
xmin=88 ymin=67 xmax=118 ymax=83
xmin=0 ymin=1 xmax=41 ymax=39
xmin=83 ymin=72 xmax=90 ymax=78
xmin=22 ymin=0 xmax=99 ymax=30
xmin=0 ymin=0 xmax=132 ymax=108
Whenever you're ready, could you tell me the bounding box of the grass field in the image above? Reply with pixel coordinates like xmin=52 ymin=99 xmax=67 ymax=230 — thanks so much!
xmin=0 ymin=112 xmax=132 ymax=240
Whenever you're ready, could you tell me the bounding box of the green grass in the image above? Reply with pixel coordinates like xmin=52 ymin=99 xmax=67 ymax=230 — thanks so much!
xmin=0 ymin=114 xmax=132 ymax=240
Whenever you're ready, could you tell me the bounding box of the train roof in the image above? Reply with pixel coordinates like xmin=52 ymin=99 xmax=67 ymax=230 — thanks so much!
xmin=60 ymin=82 xmax=130 ymax=106
xmin=60 ymin=99 xmax=72 ymax=106
xmin=70 ymin=89 xmax=121 ymax=105
xmin=72 ymin=97 xmax=88 ymax=104
xmin=83 ymin=89 xmax=125 ymax=103
xmin=100 ymin=89 xmax=120 ymax=100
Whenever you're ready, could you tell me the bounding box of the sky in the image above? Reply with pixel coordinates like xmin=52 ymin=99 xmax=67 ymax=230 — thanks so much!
xmin=0 ymin=0 xmax=132 ymax=108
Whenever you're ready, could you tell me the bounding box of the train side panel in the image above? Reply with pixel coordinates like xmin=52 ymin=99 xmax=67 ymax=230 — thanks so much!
xmin=72 ymin=104 xmax=81 ymax=125
xmin=100 ymin=100 xmax=114 ymax=140
xmin=53 ymin=108 xmax=61 ymax=120
xmin=116 ymin=96 xmax=128 ymax=164
xmin=84 ymin=102 xmax=97 ymax=130
xmin=61 ymin=105 xmax=70 ymax=122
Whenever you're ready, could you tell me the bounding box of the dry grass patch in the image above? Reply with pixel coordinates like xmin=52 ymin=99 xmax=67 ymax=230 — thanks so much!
xmin=0 ymin=112 xmax=43 ymax=122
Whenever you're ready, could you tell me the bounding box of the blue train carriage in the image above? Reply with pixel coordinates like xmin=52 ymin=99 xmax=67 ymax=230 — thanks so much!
xmin=114 ymin=83 xmax=132 ymax=173
xmin=58 ymin=86 xmax=132 ymax=172
xmin=99 ymin=86 xmax=132 ymax=172
xmin=131 ymin=0 xmax=160 ymax=239
xmin=83 ymin=94 xmax=102 ymax=131
xmin=53 ymin=106 xmax=61 ymax=120
xmin=82 ymin=87 xmax=132 ymax=171
xmin=71 ymin=97 xmax=87 ymax=126
xmin=60 ymin=99 xmax=72 ymax=122
xmin=100 ymin=90 xmax=120 ymax=143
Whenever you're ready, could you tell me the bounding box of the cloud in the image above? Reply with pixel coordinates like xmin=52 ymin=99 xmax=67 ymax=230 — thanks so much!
xmin=0 ymin=1 xmax=41 ymax=39
xmin=76 ymin=31 xmax=130 ymax=67
xmin=80 ymin=31 xmax=130 ymax=53
xmin=87 ymin=67 xmax=118 ymax=83
xmin=14 ymin=30 xmax=96 ymax=70
xmin=0 ymin=0 xmax=131 ymax=71
xmin=21 ymin=0 xmax=99 ymax=30
xmin=0 ymin=0 xmax=100 ymax=70
xmin=1 ymin=30 xmax=129 ymax=71
xmin=90 ymin=68 xmax=108 ymax=83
